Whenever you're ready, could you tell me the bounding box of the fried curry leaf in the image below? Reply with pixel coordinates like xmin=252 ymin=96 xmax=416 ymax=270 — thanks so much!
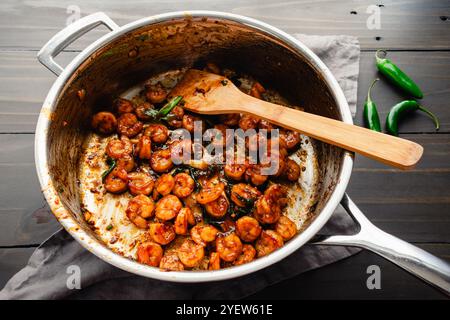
xmin=169 ymin=167 xmax=187 ymax=176
xmin=233 ymin=192 xmax=256 ymax=208
xmin=188 ymin=167 xmax=202 ymax=190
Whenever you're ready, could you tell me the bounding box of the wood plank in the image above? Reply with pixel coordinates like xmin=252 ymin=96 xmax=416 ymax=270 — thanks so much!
xmin=0 ymin=135 xmax=61 ymax=246
xmin=0 ymin=247 xmax=35 ymax=289
xmin=0 ymin=51 xmax=76 ymax=133
xmin=347 ymin=134 xmax=450 ymax=243
xmin=2 ymin=51 xmax=450 ymax=133
xmin=248 ymin=243 xmax=450 ymax=299
xmin=0 ymin=0 xmax=448 ymax=51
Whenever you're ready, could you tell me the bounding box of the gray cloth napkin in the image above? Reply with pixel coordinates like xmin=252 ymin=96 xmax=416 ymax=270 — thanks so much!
xmin=0 ymin=34 xmax=360 ymax=300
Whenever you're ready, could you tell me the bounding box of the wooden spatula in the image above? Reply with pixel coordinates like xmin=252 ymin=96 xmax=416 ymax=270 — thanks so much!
xmin=169 ymin=69 xmax=423 ymax=170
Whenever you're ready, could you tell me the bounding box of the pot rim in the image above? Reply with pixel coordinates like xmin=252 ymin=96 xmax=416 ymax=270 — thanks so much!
xmin=35 ymin=10 xmax=354 ymax=282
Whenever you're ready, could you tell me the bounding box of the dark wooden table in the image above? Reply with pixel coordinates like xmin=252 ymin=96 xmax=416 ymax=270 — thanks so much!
xmin=0 ymin=0 xmax=449 ymax=299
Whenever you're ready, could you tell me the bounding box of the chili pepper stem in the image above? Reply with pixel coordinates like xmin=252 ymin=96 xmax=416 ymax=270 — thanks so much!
xmin=375 ymin=49 xmax=387 ymax=63
xmin=418 ymin=105 xmax=440 ymax=131
xmin=367 ymin=78 xmax=379 ymax=102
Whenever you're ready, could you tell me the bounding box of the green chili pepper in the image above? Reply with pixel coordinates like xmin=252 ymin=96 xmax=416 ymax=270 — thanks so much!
xmin=386 ymin=100 xmax=440 ymax=136
xmin=376 ymin=50 xmax=423 ymax=99
xmin=363 ymin=78 xmax=381 ymax=132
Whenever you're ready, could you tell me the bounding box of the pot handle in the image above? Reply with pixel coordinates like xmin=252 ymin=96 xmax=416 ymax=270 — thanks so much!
xmin=313 ymin=193 xmax=450 ymax=294
xmin=37 ymin=12 xmax=119 ymax=76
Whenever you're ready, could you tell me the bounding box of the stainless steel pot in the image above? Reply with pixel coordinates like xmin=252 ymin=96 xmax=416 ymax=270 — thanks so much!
xmin=35 ymin=11 xmax=450 ymax=292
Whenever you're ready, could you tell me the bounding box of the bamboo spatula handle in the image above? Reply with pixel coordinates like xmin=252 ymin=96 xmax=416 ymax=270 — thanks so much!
xmin=242 ymin=100 xmax=423 ymax=170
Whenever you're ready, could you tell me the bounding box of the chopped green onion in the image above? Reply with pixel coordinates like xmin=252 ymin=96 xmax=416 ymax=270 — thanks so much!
xmin=144 ymin=96 xmax=183 ymax=122
xmin=101 ymin=158 xmax=116 ymax=181
xmin=159 ymin=96 xmax=183 ymax=116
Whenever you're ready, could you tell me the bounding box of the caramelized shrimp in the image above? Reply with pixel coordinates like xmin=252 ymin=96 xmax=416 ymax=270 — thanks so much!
xmin=208 ymin=252 xmax=221 ymax=270
xmin=216 ymin=233 xmax=243 ymax=262
xmin=127 ymin=172 xmax=154 ymax=196
xmin=145 ymin=82 xmax=168 ymax=104
xmin=219 ymin=113 xmax=240 ymax=126
xmin=150 ymin=149 xmax=173 ymax=173
xmin=172 ymin=173 xmax=195 ymax=198
xmin=114 ymin=98 xmax=134 ymax=114
xmin=235 ymin=216 xmax=262 ymax=242
xmin=196 ymin=177 xmax=225 ymax=204
xmin=254 ymin=195 xmax=280 ymax=224
xmin=159 ymin=254 xmax=184 ymax=271
xmin=224 ymin=161 xmax=247 ymax=181
xmin=135 ymin=102 xmax=154 ymax=120
xmin=201 ymin=225 xmax=219 ymax=242
xmin=204 ymin=195 xmax=228 ymax=219
xmin=106 ymin=136 xmax=133 ymax=159
xmin=104 ymin=167 xmax=128 ymax=193
xmin=279 ymin=129 xmax=301 ymax=150
xmin=234 ymin=244 xmax=256 ymax=266
xmin=155 ymin=195 xmax=182 ymax=221
xmin=275 ymin=215 xmax=297 ymax=241
xmin=284 ymin=158 xmax=301 ymax=182
xmin=254 ymin=184 xmax=287 ymax=224
xmin=91 ymin=111 xmax=117 ymax=134
xmin=191 ymin=224 xmax=218 ymax=246
xmin=144 ymin=124 xmax=169 ymax=144
xmin=116 ymin=154 xmax=135 ymax=172
xmin=155 ymin=174 xmax=175 ymax=196
xmin=117 ymin=113 xmax=143 ymax=137
xmin=177 ymin=239 xmax=205 ymax=268
xmin=183 ymin=193 xmax=203 ymax=222
xmin=244 ymin=164 xmax=268 ymax=186
xmin=149 ymin=222 xmax=176 ymax=245
xmin=174 ymin=207 xmax=193 ymax=235
xmin=265 ymin=184 xmax=289 ymax=207
xmin=136 ymin=241 xmax=163 ymax=267
xmin=182 ymin=114 xmax=200 ymax=133
xmin=239 ymin=114 xmax=260 ymax=130
xmin=255 ymin=230 xmax=284 ymax=257
xmin=126 ymin=194 xmax=155 ymax=229
xmin=231 ymin=183 xmax=260 ymax=208
xmin=167 ymin=106 xmax=184 ymax=128
xmin=135 ymin=135 xmax=152 ymax=159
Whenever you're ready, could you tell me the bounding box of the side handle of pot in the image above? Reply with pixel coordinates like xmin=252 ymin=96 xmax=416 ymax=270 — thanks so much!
xmin=37 ymin=12 xmax=119 ymax=76
xmin=313 ymin=193 xmax=450 ymax=294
